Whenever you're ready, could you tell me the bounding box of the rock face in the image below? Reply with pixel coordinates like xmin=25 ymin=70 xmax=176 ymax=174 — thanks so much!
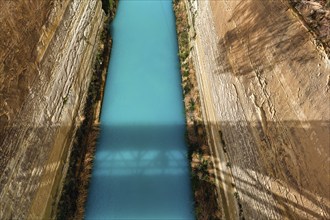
xmin=0 ymin=0 xmax=104 ymax=219
xmin=186 ymin=0 xmax=330 ymax=219
xmin=290 ymin=0 xmax=330 ymax=56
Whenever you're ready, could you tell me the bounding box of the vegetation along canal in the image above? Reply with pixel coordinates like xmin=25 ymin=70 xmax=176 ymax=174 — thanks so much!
xmin=85 ymin=0 xmax=195 ymax=219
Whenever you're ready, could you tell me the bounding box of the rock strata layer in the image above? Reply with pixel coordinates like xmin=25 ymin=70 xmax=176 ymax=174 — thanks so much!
xmin=0 ymin=0 xmax=105 ymax=219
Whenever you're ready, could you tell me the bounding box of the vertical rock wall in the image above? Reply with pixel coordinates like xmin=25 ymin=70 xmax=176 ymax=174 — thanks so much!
xmin=0 ymin=0 xmax=105 ymax=219
xmin=187 ymin=0 xmax=330 ymax=219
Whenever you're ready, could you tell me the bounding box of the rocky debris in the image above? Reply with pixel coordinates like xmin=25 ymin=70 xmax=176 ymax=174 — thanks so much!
xmin=0 ymin=0 xmax=105 ymax=219
xmin=290 ymin=0 xmax=330 ymax=57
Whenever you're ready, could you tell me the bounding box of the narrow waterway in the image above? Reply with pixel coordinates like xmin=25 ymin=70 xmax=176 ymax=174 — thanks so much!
xmin=85 ymin=0 xmax=194 ymax=219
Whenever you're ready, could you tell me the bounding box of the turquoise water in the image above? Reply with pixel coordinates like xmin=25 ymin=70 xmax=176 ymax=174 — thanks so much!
xmin=85 ymin=0 xmax=194 ymax=219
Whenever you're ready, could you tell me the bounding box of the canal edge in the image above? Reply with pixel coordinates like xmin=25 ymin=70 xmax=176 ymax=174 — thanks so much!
xmin=55 ymin=1 xmax=119 ymax=219
xmin=174 ymin=0 xmax=228 ymax=219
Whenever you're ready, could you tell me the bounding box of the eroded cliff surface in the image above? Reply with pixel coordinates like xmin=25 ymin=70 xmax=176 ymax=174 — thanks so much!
xmin=0 ymin=0 xmax=105 ymax=218
xmin=186 ymin=0 xmax=330 ymax=219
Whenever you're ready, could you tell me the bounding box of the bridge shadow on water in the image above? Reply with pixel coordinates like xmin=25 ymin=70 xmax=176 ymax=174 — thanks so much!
xmin=94 ymin=124 xmax=188 ymax=176
xmin=86 ymin=123 xmax=194 ymax=219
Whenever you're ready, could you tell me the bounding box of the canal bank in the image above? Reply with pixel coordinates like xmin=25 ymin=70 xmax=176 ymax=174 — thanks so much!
xmin=55 ymin=1 xmax=118 ymax=219
xmin=85 ymin=0 xmax=195 ymax=219
xmin=173 ymin=1 xmax=223 ymax=219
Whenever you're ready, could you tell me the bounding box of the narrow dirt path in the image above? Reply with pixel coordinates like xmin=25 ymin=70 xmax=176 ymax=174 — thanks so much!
xmin=193 ymin=34 xmax=240 ymax=220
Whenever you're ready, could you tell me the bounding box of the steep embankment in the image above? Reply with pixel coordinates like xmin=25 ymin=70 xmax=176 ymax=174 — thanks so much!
xmin=185 ymin=0 xmax=330 ymax=219
xmin=174 ymin=1 xmax=223 ymax=219
xmin=0 ymin=0 xmax=105 ymax=219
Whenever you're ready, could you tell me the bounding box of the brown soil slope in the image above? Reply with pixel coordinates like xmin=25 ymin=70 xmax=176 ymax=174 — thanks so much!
xmin=0 ymin=1 xmax=51 ymax=126
xmin=187 ymin=0 xmax=330 ymax=219
xmin=0 ymin=0 xmax=104 ymax=219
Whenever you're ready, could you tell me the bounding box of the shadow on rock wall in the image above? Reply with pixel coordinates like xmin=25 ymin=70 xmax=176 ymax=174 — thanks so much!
xmin=209 ymin=120 xmax=329 ymax=219
xmin=216 ymin=0 xmax=317 ymax=76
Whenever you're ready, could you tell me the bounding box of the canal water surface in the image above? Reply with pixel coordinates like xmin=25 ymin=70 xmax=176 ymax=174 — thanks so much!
xmin=85 ymin=0 xmax=195 ymax=219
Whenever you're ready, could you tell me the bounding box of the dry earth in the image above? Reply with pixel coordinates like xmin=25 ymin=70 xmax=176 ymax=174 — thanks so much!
xmin=185 ymin=0 xmax=330 ymax=219
xmin=0 ymin=0 xmax=104 ymax=219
